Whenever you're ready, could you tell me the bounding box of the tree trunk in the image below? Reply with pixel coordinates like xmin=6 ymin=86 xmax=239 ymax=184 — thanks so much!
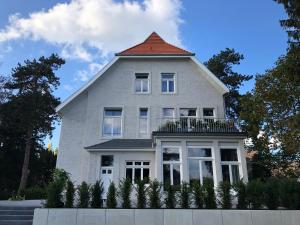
xmin=18 ymin=129 xmax=33 ymax=194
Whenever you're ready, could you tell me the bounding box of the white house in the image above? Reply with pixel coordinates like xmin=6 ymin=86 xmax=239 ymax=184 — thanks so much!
xmin=56 ymin=32 xmax=248 ymax=196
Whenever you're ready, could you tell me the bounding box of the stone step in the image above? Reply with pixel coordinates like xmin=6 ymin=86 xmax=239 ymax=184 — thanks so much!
xmin=0 ymin=215 xmax=33 ymax=220
xmin=0 ymin=220 xmax=32 ymax=225
xmin=0 ymin=210 xmax=34 ymax=215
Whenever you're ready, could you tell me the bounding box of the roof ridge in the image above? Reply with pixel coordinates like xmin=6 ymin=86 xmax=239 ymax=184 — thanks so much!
xmin=116 ymin=31 xmax=194 ymax=56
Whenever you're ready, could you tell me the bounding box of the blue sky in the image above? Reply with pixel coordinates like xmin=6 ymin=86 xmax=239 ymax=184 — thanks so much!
xmin=0 ymin=0 xmax=287 ymax=149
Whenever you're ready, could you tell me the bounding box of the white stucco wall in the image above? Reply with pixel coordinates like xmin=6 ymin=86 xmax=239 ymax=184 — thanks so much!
xmin=56 ymin=57 xmax=242 ymax=183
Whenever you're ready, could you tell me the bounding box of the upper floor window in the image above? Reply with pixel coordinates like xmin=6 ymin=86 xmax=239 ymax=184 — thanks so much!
xmin=139 ymin=108 xmax=148 ymax=136
xmin=135 ymin=73 xmax=149 ymax=93
xmin=180 ymin=108 xmax=197 ymax=117
xmin=161 ymin=73 xmax=175 ymax=93
xmin=162 ymin=108 xmax=175 ymax=122
xmin=203 ymin=108 xmax=215 ymax=122
xmin=103 ymin=109 xmax=122 ymax=137
xmin=220 ymin=148 xmax=240 ymax=184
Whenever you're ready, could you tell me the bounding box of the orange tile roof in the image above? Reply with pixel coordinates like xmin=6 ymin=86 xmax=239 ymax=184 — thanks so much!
xmin=116 ymin=32 xmax=194 ymax=56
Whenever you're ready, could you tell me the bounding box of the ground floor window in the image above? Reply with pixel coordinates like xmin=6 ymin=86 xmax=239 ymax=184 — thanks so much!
xmin=125 ymin=161 xmax=150 ymax=184
xmin=221 ymin=164 xmax=240 ymax=184
xmin=162 ymin=146 xmax=181 ymax=186
xmin=220 ymin=148 xmax=240 ymax=184
xmin=187 ymin=147 xmax=214 ymax=185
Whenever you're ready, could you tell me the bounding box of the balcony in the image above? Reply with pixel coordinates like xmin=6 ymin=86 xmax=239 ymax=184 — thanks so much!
xmin=153 ymin=117 xmax=245 ymax=136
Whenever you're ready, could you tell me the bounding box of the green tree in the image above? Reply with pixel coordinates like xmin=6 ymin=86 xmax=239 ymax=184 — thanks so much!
xmin=91 ymin=180 xmax=104 ymax=208
xmin=240 ymin=47 xmax=300 ymax=178
xmin=274 ymin=0 xmax=300 ymax=45
xmin=247 ymin=179 xmax=264 ymax=209
xmin=118 ymin=178 xmax=132 ymax=208
xmin=3 ymin=54 xmax=65 ymax=194
xmin=164 ymin=182 xmax=176 ymax=209
xmin=264 ymin=178 xmax=280 ymax=210
xmin=135 ymin=179 xmax=147 ymax=208
xmin=106 ymin=182 xmax=117 ymax=208
xmin=77 ymin=181 xmax=90 ymax=208
xmin=45 ymin=169 xmax=69 ymax=208
xmin=148 ymin=180 xmax=161 ymax=208
xmin=203 ymin=178 xmax=216 ymax=209
xmin=191 ymin=181 xmax=204 ymax=209
xmin=217 ymin=181 xmax=232 ymax=209
xmin=179 ymin=182 xmax=190 ymax=208
xmin=205 ymin=48 xmax=252 ymax=119
xmin=65 ymin=180 xmax=75 ymax=208
xmin=233 ymin=181 xmax=247 ymax=209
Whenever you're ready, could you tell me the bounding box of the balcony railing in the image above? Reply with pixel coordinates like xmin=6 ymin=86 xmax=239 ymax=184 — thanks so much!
xmin=155 ymin=117 xmax=242 ymax=133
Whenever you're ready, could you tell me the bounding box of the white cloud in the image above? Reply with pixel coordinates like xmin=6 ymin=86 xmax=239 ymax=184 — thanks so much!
xmin=63 ymin=84 xmax=74 ymax=91
xmin=0 ymin=0 xmax=183 ymax=61
xmin=75 ymin=61 xmax=108 ymax=82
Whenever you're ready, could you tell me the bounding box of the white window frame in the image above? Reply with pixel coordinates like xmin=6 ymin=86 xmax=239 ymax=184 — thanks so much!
xmin=162 ymin=146 xmax=182 ymax=185
xmin=102 ymin=108 xmax=123 ymax=138
xmin=220 ymin=148 xmax=241 ymax=184
xmin=125 ymin=161 xmax=150 ymax=184
xmin=161 ymin=73 xmax=176 ymax=94
xmin=139 ymin=108 xmax=149 ymax=136
xmin=187 ymin=147 xmax=214 ymax=184
xmin=203 ymin=108 xmax=215 ymax=122
xmin=134 ymin=73 xmax=150 ymax=94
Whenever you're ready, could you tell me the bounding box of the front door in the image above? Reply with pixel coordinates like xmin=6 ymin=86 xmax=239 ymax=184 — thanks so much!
xmin=100 ymin=167 xmax=113 ymax=198
xmin=100 ymin=155 xmax=114 ymax=199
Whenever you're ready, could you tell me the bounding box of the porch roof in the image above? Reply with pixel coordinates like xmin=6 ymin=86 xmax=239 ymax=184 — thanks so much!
xmin=84 ymin=139 xmax=154 ymax=150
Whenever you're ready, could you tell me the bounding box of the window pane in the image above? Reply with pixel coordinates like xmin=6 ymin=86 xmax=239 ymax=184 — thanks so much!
xmin=222 ymin=165 xmax=230 ymax=182
xmin=202 ymin=161 xmax=213 ymax=181
xmin=163 ymin=147 xmax=180 ymax=161
xmin=136 ymin=73 xmax=148 ymax=79
xmin=188 ymin=159 xmax=200 ymax=184
xmin=169 ymin=80 xmax=174 ymax=92
xmin=221 ymin=149 xmax=238 ymax=161
xmin=162 ymin=80 xmax=167 ymax=92
xmin=139 ymin=118 xmax=147 ymax=134
xmin=163 ymin=108 xmax=174 ymax=117
xmin=135 ymin=162 xmax=142 ymax=165
xmin=126 ymin=168 xmax=132 ymax=182
xmin=188 ymin=148 xmax=211 ymax=157
xmin=188 ymin=109 xmax=196 ymax=117
xmin=140 ymin=108 xmax=148 ymax=117
xmin=112 ymin=117 xmax=121 ymax=135
xmin=180 ymin=109 xmax=188 ymax=117
xmin=231 ymin=165 xmax=240 ymax=183
xmin=134 ymin=168 xmax=141 ymax=182
xmin=143 ymin=162 xmax=150 ymax=165
xmin=126 ymin=161 xmax=133 ymax=165
xmin=103 ymin=118 xmax=113 ymax=135
xmin=163 ymin=164 xmax=171 ymax=185
xmin=143 ymin=168 xmax=150 ymax=183
xmin=173 ymin=164 xmax=181 ymax=186
xmin=203 ymin=108 xmax=214 ymax=117
xmin=105 ymin=109 xmax=122 ymax=116
xmin=101 ymin=155 xmax=113 ymax=166
xmin=162 ymin=74 xmax=174 ymax=79
xmin=142 ymin=79 xmax=148 ymax=92
xmin=135 ymin=80 xmax=141 ymax=92
xmin=180 ymin=109 xmax=196 ymax=117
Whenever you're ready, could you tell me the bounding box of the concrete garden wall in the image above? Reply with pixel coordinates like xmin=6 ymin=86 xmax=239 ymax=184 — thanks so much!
xmin=33 ymin=208 xmax=300 ymax=225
